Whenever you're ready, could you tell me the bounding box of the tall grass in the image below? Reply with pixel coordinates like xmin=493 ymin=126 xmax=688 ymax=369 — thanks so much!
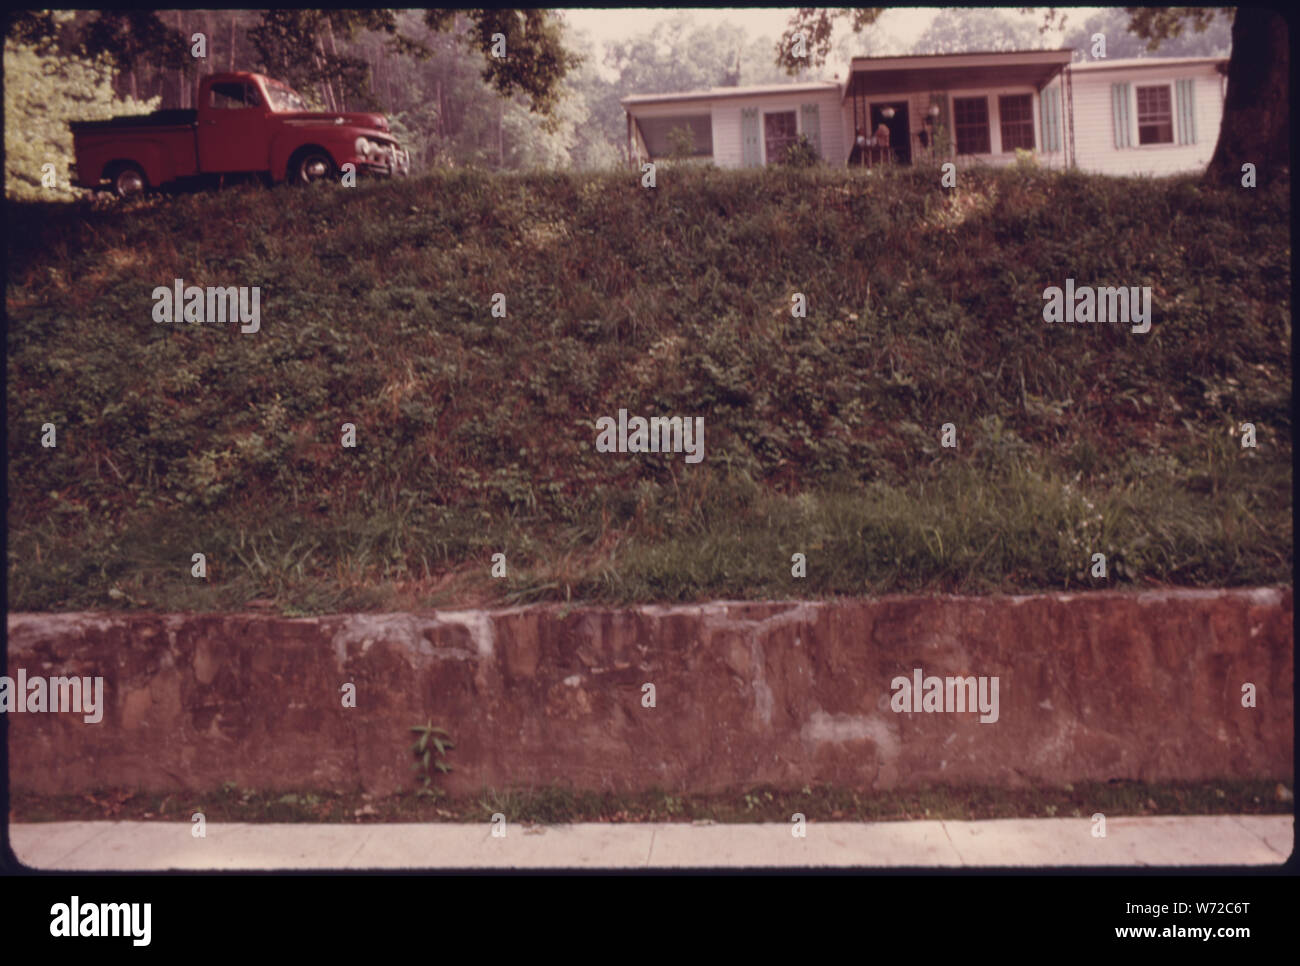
xmin=6 ymin=165 xmax=1290 ymax=611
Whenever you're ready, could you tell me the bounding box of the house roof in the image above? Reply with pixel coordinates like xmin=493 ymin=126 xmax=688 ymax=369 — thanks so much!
xmin=1068 ymin=56 xmax=1229 ymax=73
xmin=621 ymin=80 xmax=839 ymax=109
xmin=844 ymin=49 xmax=1073 ymax=99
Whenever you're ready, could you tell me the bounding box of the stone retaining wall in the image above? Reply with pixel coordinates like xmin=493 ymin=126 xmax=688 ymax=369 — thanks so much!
xmin=5 ymin=588 xmax=1292 ymax=796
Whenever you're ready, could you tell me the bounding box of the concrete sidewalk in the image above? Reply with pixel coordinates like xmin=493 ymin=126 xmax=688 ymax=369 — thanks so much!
xmin=10 ymin=815 xmax=1292 ymax=870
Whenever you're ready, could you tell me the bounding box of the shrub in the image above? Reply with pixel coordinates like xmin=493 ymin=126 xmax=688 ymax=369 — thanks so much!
xmin=783 ymin=134 xmax=820 ymax=167
xmin=666 ymin=125 xmax=697 ymax=160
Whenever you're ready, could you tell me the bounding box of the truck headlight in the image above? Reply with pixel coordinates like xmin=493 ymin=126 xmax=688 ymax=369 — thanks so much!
xmin=355 ymin=137 xmax=371 ymax=156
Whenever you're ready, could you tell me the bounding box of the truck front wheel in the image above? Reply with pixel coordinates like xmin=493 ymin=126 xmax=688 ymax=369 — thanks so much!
xmin=108 ymin=163 xmax=147 ymax=199
xmin=290 ymin=149 xmax=337 ymax=186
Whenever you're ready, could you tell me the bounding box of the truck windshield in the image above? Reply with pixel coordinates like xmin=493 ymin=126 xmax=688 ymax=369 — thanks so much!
xmin=264 ymin=83 xmax=311 ymax=113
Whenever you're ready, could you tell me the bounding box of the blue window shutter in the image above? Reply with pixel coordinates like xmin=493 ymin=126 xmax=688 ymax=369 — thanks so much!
xmin=800 ymin=103 xmax=822 ymax=157
xmin=1176 ymin=78 xmax=1197 ymax=144
xmin=1039 ymin=89 xmax=1050 ymax=152
xmin=1112 ymin=82 xmax=1131 ymax=148
xmin=741 ymin=108 xmax=760 ymax=167
xmin=1040 ymin=86 xmax=1061 ymax=152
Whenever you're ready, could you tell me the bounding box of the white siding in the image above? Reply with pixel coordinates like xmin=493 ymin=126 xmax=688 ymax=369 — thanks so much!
xmin=1044 ymin=64 xmax=1225 ymax=176
xmin=625 ymin=59 xmax=1225 ymax=176
xmin=708 ymin=89 xmax=845 ymax=167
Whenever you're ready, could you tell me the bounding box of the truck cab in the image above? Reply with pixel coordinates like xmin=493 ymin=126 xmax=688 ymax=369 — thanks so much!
xmin=71 ymin=71 xmax=409 ymax=196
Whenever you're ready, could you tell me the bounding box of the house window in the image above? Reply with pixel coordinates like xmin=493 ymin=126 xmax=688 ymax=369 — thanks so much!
xmin=952 ymin=97 xmax=990 ymax=155
xmin=1135 ymin=85 xmax=1174 ymax=144
xmin=998 ymin=94 xmax=1035 ymax=151
xmin=764 ymin=111 xmax=798 ymax=163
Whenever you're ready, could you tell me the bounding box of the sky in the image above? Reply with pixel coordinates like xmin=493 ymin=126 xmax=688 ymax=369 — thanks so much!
xmin=561 ymin=7 xmax=1075 ymax=80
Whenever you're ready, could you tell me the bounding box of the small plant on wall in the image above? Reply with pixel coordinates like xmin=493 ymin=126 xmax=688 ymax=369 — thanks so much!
xmin=410 ymin=720 xmax=455 ymax=799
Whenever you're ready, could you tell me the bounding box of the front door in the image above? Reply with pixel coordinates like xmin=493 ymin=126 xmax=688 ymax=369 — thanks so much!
xmin=870 ymin=102 xmax=911 ymax=164
xmin=763 ymin=110 xmax=798 ymax=165
xmin=197 ymin=80 xmax=270 ymax=173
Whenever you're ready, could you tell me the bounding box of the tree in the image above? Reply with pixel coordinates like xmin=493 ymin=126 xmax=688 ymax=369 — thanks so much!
xmin=777 ymin=9 xmax=883 ymax=74
xmin=1196 ymin=8 xmax=1288 ymax=185
xmin=1060 ymin=7 xmax=1230 ymax=60
xmin=247 ymin=10 xmax=395 ymax=110
xmin=4 ymin=38 xmax=159 ymax=200
xmin=246 ymin=10 xmax=578 ymax=120
xmin=603 ymin=13 xmax=733 ymax=95
xmin=424 ymin=9 xmax=581 ymax=121
xmin=912 ymin=9 xmax=1045 ymax=55
xmin=77 ymin=10 xmax=190 ymax=77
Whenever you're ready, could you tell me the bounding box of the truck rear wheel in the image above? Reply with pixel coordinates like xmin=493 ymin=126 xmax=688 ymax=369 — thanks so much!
xmin=290 ymin=149 xmax=336 ymax=186
xmin=109 ymin=163 xmax=147 ymax=199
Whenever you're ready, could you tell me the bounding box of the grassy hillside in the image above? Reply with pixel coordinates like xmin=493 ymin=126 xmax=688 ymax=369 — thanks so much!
xmin=5 ymin=164 xmax=1291 ymax=612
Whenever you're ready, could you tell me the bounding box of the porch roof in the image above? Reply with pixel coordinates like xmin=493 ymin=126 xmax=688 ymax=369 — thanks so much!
xmin=845 ymin=49 xmax=1073 ymax=99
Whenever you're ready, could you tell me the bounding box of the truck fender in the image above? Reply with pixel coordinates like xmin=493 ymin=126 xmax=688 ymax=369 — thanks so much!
xmin=272 ymin=138 xmax=339 ymax=184
xmin=102 ymin=141 xmax=169 ymax=187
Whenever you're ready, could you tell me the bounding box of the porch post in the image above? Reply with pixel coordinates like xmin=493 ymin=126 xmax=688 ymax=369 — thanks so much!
xmin=1065 ymin=65 xmax=1076 ymax=169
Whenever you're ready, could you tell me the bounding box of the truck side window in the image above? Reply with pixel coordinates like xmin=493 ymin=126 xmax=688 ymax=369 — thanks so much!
xmin=210 ymin=82 xmax=258 ymax=110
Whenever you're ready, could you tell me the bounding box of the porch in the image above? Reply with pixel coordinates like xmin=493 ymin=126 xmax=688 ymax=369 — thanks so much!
xmin=843 ymin=49 xmax=1076 ymax=167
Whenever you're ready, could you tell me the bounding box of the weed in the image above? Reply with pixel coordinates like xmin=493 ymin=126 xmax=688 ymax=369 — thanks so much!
xmin=409 ymin=720 xmax=454 ymax=799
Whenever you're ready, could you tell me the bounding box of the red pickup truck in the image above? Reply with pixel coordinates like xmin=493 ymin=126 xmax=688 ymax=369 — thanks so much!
xmin=70 ymin=71 xmax=409 ymax=197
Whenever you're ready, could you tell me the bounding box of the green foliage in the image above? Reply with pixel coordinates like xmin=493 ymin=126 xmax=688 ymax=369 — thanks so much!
xmin=1122 ymin=6 xmax=1234 ymax=52
xmin=1014 ymin=148 xmax=1038 ymax=170
xmin=4 ymin=39 xmax=159 ymax=200
xmin=455 ymin=9 xmax=582 ymax=120
xmin=5 ymin=167 xmax=1291 ymax=611
xmin=911 ymin=8 xmax=1045 ymax=54
xmin=12 ymin=777 xmax=1290 ymax=824
xmin=782 ymin=133 xmax=820 ymax=167
xmin=247 ymin=10 xmax=389 ymax=107
xmin=76 ymin=11 xmax=190 ymax=73
xmin=1062 ymin=8 xmax=1231 ymax=59
xmin=666 ymin=125 xmax=697 ymax=160
xmin=410 ymin=721 xmax=455 ymax=798
xmin=776 ymin=8 xmax=884 ymax=73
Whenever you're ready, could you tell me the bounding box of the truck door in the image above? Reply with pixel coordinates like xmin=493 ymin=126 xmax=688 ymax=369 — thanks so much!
xmin=197 ymin=80 xmax=270 ymax=173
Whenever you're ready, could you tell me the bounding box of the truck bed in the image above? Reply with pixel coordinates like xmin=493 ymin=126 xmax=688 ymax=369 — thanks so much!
xmin=69 ymin=110 xmax=198 ymax=132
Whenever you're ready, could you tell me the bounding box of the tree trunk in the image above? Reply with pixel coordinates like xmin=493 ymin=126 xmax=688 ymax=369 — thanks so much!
xmin=1205 ymin=8 xmax=1289 ymax=186
xmin=228 ymin=14 xmax=235 ymax=70
xmin=325 ymin=18 xmax=343 ymax=111
xmin=314 ymin=37 xmax=337 ymax=111
xmin=175 ymin=11 xmax=186 ymax=109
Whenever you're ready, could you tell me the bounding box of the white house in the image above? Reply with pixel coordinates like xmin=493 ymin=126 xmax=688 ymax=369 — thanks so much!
xmin=622 ymin=50 xmax=1228 ymax=176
